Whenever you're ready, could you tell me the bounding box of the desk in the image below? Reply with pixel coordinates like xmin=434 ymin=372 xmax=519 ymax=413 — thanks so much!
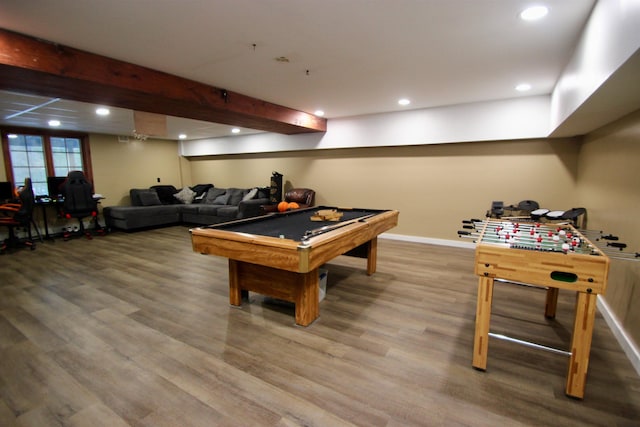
xmin=472 ymin=220 xmax=609 ymax=398
xmin=35 ymin=195 xmax=105 ymax=239
xmin=191 ymin=207 xmax=399 ymax=326
xmin=35 ymin=197 xmax=60 ymax=239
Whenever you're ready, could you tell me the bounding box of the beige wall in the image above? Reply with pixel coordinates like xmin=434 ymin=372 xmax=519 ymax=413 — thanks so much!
xmin=576 ymin=109 xmax=640 ymax=347
xmin=89 ymin=134 xmax=189 ymax=206
xmin=188 ymin=138 xmax=581 ymax=240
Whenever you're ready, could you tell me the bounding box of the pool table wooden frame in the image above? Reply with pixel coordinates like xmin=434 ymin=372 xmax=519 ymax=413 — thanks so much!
xmin=191 ymin=208 xmax=399 ymax=326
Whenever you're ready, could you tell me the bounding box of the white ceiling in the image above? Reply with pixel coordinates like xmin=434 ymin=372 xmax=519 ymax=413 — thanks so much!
xmin=0 ymin=0 xmax=598 ymax=140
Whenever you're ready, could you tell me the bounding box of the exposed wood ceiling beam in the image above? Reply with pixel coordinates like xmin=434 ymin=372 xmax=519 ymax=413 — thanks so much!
xmin=0 ymin=29 xmax=326 ymax=135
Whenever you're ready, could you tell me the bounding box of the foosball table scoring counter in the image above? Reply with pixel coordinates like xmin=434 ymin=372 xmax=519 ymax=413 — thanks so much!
xmin=462 ymin=219 xmax=610 ymax=399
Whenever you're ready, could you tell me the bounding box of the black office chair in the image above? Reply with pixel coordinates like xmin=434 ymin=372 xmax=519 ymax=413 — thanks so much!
xmin=60 ymin=171 xmax=103 ymax=240
xmin=0 ymin=177 xmax=38 ymax=252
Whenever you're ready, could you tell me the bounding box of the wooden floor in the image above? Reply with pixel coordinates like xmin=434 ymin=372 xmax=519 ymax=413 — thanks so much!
xmin=0 ymin=226 xmax=639 ymax=427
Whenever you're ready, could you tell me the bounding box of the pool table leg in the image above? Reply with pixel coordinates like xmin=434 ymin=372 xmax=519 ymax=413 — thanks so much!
xmin=229 ymin=259 xmax=243 ymax=306
xmin=366 ymin=237 xmax=378 ymax=275
xmin=227 ymin=259 xmax=320 ymax=326
xmin=295 ymin=270 xmax=320 ymax=326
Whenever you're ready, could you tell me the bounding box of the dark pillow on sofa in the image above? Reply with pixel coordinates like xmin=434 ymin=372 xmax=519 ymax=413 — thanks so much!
xmin=150 ymin=185 xmax=179 ymax=205
xmin=139 ymin=190 xmax=162 ymax=206
xmin=203 ymin=188 xmax=226 ymax=204
xmin=226 ymin=188 xmax=248 ymax=206
xmin=190 ymin=184 xmax=214 ymax=202
xmin=130 ymin=188 xmax=152 ymax=206
xmin=212 ymin=193 xmax=231 ymax=205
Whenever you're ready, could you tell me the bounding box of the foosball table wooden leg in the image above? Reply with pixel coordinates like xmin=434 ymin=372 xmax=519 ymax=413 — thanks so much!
xmin=544 ymin=287 xmax=559 ymax=318
xmin=473 ymin=275 xmax=494 ymax=370
xmin=565 ymin=291 xmax=597 ymax=399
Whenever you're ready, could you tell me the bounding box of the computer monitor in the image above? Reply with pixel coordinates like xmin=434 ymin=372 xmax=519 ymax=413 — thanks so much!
xmin=47 ymin=176 xmax=67 ymax=198
xmin=0 ymin=181 xmax=14 ymax=202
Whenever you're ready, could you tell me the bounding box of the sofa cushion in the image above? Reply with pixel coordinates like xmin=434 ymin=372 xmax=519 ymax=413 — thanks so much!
xmin=105 ymin=205 xmax=180 ymax=220
xmin=104 ymin=205 xmax=181 ymax=230
xmin=203 ymin=188 xmax=226 ymax=204
xmin=150 ymin=185 xmax=179 ymax=205
xmin=216 ymin=206 xmax=240 ymax=218
xmin=174 ymin=186 xmax=196 ymax=204
xmin=129 ymin=188 xmax=152 ymax=206
xmin=139 ymin=190 xmax=162 ymax=206
xmin=226 ymin=188 xmax=248 ymax=206
xmin=212 ymin=193 xmax=230 ymax=205
xmin=194 ymin=205 xmax=223 ymax=215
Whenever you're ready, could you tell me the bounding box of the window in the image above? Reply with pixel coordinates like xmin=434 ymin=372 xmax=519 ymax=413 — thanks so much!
xmin=51 ymin=137 xmax=84 ymax=177
xmin=1 ymin=128 xmax=92 ymax=196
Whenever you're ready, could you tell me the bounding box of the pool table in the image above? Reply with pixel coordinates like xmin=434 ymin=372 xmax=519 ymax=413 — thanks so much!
xmin=191 ymin=206 xmax=399 ymax=325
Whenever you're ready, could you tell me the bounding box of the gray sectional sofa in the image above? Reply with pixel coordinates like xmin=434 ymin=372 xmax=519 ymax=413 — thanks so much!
xmin=103 ymin=184 xmax=270 ymax=231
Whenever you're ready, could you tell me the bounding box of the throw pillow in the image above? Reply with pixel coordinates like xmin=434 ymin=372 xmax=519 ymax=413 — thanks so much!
xmin=174 ymin=186 xmax=196 ymax=204
xmin=226 ymin=188 xmax=246 ymax=206
xmin=150 ymin=185 xmax=179 ymax=204
xmin=190 ymin=184 xmax=213 ymax=202
xmin=204 ymin=188 xmax=226 ymax=204
xmin=139 ymin=190 xmax=162 ymax=206
xmin=242 ymin=187 xmax=258 ymax=202
xmin=212 ymin=193 xmax=230 ymax=205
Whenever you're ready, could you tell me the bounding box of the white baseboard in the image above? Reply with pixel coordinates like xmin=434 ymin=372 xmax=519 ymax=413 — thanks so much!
xmin=380 ymin=232 xmax=640 ymax=378
xmin=597 ymin=297 xmax=640 ymax=377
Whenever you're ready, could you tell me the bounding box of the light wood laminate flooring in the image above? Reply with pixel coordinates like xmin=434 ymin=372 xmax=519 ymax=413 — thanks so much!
xmin=0 ymin=226 xmax=638 ymax=426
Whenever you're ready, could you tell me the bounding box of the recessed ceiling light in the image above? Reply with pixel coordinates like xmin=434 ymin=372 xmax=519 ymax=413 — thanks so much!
xmin=231 ymin=128 xmax=240 ymax=134
xmin=398 ymin=98 xmax=411 ymax=106
xmin=96 ymin=107 xmax=110 ymax=116
xmin=520 ymin=5 xmax=549 ymax=21
xmin=178 ymin=133 xmax=187 ymax=140
xmin=7 ymin=134 xmax=18 ymax=139
xmin=48 ymin=120 xmax=61 ymax=127
xmin=515 ymin=83 xmax=532 ymax=92
xmin=314 ymin=110 xmax=325 ymax=117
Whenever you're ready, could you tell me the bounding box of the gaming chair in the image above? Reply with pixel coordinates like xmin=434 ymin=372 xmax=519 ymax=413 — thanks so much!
xmin=60 ymin=171 xmax=103 ymax=240
xmin=0 ymin=177 xmax=38 ymax=252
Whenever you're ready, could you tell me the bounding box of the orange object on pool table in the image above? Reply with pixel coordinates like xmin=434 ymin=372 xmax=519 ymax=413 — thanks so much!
xmin=277 ymin=201 xmax=289 ymax=212
xmin=288 ymin=202 xmax=299 ymax=210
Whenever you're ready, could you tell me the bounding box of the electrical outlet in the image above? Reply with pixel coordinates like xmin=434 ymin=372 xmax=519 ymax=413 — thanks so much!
xmin=157 ymin=177 xmax=161 ymax=183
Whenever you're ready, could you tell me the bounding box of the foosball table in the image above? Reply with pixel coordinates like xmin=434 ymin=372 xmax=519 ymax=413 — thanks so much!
xmin=461 ymin=219 xmax=610 ymax=399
